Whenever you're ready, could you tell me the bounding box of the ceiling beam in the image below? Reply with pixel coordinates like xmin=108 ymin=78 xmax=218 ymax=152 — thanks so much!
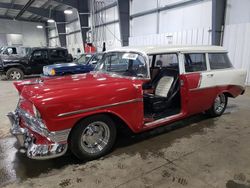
xmin=15 ymin=0 xmax=35 ymax=20
xmin=0 ymin=2 xmax=51 ymax=19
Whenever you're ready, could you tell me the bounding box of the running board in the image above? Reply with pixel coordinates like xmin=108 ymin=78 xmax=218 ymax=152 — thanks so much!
xmin=143 ymin=113 xmax=184 ymax=130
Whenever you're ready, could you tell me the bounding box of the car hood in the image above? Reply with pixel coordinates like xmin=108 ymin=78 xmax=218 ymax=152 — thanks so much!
xmin=15 ymin=72 xmax=136 ymax=100
xmin=45 ymin=62 xmax=80 ymax=69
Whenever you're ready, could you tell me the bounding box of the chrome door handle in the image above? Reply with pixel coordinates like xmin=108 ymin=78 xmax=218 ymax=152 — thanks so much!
xmin=207 ymin=74 xmax=214 ymax=77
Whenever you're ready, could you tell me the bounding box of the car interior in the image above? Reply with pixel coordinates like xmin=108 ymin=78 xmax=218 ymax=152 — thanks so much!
xmin=143 ymin=53 xmax=181 ymax=120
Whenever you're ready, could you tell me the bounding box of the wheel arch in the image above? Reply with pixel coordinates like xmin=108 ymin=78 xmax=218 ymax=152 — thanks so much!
xmin=68 ymin=111 xmax=134 ymax=142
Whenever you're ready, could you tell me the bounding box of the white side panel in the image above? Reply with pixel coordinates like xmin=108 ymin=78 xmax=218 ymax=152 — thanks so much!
xmin=200 ymin=69 xmax=247 ymax=89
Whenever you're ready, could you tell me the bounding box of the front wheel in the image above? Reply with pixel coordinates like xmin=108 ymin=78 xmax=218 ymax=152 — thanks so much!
xmin=6 ymin=68 xmax=24 ymax=80
xmin=206 ymin=93 xmax=228 ymax=117
xmin=69 ymin=115 xmax=117 ymax=161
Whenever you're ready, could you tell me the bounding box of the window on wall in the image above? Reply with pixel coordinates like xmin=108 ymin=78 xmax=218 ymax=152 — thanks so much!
xmin=208 ymin=53 xmax=233 ymax=70
xmin=184 ymin=53 xmax=207 ymax=72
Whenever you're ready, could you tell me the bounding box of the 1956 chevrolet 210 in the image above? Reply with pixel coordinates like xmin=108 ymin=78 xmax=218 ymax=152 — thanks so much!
xmin=8 ymin=45 xmax=247 ymax=160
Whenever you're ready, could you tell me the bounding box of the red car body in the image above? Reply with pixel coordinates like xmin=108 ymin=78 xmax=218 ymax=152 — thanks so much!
xmin=8 ymin=46 xmax=246 ymax=160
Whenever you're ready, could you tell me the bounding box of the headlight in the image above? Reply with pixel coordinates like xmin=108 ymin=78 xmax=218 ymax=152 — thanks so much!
xmin=50 ymin=69 xmax=56 ymax=76
xmin=32 ymin=104 xmax=41 ymax=119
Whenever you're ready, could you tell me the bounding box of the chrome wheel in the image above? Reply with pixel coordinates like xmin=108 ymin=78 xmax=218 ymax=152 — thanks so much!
xmin=81 ymin=121 xmax=110 ymax=154
xmin=10 ymin=71 xmax=21 ymax=80
xmin=214 ymin=94 xmax=226 ymax=114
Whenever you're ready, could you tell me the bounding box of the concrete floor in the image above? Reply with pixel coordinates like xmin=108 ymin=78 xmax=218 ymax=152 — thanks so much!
xmin=0 ymin=79 xmax=250 ymax=188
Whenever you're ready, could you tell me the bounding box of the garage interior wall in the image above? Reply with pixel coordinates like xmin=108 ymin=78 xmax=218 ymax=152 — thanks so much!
xmin=65 ymin=8 xmax=84 ymax=57
xmin=0 ymin=19 xmax=46 ymax=47
xmin=90 ymin=0 xmax=122 ymax=51
xmin=223 ymin=0 xmax=250 ymax=85
xmin=48 ymin=23 xmax=60 ymax=47
xmin=129 ymin=0 xmax=212 ymax=46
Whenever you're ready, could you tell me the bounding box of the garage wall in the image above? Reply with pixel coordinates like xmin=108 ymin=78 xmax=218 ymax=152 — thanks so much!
xmin=223 ymin=0 xmax=250 ymax=85
xmin=90 ymin=0 xmax=122 ymax=51
xmin=48 ymin=23 xmax=60 ymax=47
xmin=65 ymin=8 xmax=84 ymax=57
xmin=129 ymin=0 xmax=212 ymax=46
xmin=0 ymin=19 xmax=46 ymax=47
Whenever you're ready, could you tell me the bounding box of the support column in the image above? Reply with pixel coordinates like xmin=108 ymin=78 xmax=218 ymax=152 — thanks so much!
xmin=118 ymin=0 xmax=130 ymax=46
xmin=77 ymin=0 xmax=90 ymax=45
xmin=53 ymin=11 xmax=66 ymax=47
xmin=212 ymin=0 xmax=227 ymax=45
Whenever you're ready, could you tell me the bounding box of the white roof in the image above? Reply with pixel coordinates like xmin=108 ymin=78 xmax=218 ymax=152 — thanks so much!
xmin=107 ymin=45 xmax=227 ymax=54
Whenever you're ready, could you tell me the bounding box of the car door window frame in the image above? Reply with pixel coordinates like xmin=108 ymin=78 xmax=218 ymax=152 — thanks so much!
xmin=182 ymin=52 xmax=208 ymax=74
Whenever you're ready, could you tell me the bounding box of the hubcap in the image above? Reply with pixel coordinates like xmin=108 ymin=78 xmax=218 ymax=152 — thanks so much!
xmin=81 ymin=121 xmax=110 ymax=154
xmin=10 ymin=71 xmax=21 ymax=80
xmin=214 ymin=94 xmax=226 ymax=114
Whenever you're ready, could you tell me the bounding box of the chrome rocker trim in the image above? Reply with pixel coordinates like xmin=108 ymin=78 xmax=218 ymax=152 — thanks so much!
xmin=7 ymin=111 xmax=68 ymax=160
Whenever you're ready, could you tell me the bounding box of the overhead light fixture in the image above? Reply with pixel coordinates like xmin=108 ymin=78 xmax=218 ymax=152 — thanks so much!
xmin=64 ymin=9 xmax=73 ymax=15
xmin=47 ymin=19 xmax=55 ymax=23
xmin=36 ymin=25 xmax=43 ymax=29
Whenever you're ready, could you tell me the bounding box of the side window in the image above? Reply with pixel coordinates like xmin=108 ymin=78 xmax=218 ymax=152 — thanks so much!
xmin=33 ymin=50 xmax=42 ymax=57
xmin=208 ymin=53 xmax=233 ymax=70
xmin=50 ymin=50 xmax=67 ymax=59
xmin=184 ymin=53 xmax=206 ymax=72
xmin=32 ymin=50 xmax=48 ymax=60
xmin=155 ymin=54 xmax=178 ymax=68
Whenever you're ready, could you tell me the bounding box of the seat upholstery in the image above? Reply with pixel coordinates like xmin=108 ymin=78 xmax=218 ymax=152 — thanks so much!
xmin=144 ymin=75 xmax=179 ymax=113
xmin=155 ymin=76 xmax=174 ymax=97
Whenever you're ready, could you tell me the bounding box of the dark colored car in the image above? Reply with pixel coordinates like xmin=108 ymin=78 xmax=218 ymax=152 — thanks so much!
xmin=43 ymin=53 xmax=103 ymax=76
xmin=0 ymin=47 xmax=73 ymax=80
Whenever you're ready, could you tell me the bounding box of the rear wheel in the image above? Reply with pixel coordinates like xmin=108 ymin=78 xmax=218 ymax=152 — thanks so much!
xmin=6 ymin=68 xmax=24 ymax=80
xmin=70 ymin=115 xmax=117 ymax=161
xmin=206 ymin=93 xmax=228 ymax=117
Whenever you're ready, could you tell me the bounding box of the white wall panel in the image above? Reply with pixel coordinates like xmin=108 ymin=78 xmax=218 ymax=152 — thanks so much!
xmin=223 ymin=23 xmax=250 ymax=85
xmin=159 ymin=0 xmax=187 ymax=7
xmin=105 ymin=7 xmax=119 ymax=22
xmin=131 ymin=14 xmax=157 ymax=37
xmin=95 ymin=22 xmax=121 ymax=51
xmin=223 ymin=0 xmax=250 ymax=85
xmin=159 ymin=0 xmax=212 ymax=33
xmin=0 ymin=19 xmax=46 ymax=47
xmin=129 ymin=27 xmax=211 ymax=46
xmin=131 ymin=0 xmax=157 ymax=15
xmin=225 ymin=0 xmax=250 ymax=25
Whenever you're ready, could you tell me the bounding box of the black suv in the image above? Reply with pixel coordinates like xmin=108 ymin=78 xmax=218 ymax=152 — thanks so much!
xmin=0 ymin=47 xmax=73 ymax=80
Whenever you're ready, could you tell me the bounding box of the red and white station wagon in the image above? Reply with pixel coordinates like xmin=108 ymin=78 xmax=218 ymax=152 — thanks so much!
xmin=8 ymin=45 xmax=247 ymax=160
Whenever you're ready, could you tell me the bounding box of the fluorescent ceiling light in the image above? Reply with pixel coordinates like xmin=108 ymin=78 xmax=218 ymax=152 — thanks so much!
xmin=36 ymin=25 xmax=43 ymax=29
xmin=47 ymin=19 xmax=55 ymax=23
xmin=64 ymin=9 xmax=73 ymax=14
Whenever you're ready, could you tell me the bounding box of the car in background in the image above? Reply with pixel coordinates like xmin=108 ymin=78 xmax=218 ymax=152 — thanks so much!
xmin=0 ymin=47 xmax=73 ymax=80
xmin=43 ymin=53 xmax=103 ymax=76
xmin=0 ymin=46 xmax=32 ymax=56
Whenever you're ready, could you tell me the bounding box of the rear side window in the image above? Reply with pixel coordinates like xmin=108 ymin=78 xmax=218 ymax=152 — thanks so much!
xmin=50 ymin=50 xmax=67 ymax=59
xmin=208 ymin=53 xmax=232 ymax=70
xmin=184 ymin=53 xmax=207 ymax=72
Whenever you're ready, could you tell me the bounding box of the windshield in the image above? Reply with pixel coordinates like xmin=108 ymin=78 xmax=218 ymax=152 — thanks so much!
xmin=77 ymin=54 xmax=92 ymax=64
xmin=96 ymin=52 xmax=149 ymax=78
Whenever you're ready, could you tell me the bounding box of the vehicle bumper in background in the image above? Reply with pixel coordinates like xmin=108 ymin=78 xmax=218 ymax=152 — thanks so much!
xmin=7 ymin=111 xmax=68 ymax=160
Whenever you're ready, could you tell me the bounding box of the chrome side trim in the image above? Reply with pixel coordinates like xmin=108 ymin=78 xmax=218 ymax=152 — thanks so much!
xmin=58 ymin=98 xmax=143 ymax=117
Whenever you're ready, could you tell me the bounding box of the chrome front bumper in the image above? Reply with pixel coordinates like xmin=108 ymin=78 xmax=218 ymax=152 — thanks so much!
xmin=7 ymin=111 xmax=68 ymax=160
